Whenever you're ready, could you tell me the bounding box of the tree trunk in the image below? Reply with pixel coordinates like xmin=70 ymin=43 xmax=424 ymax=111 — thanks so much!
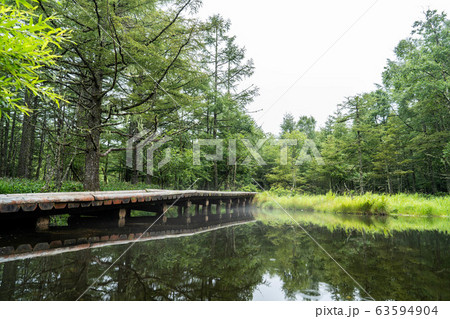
xmin=357 ymin=135 xmax=364 ymax=193
xmin=17 ymin=92 xmax=36 ymax=178
xmin=386 ymin=163 xmax=392 ymax=194
xmin=6 ymin=109 xmax=17 ymax=177
xmin=17 ymin=112 xmax=32 ymax=177
xmin=128 ymin=119 xmax=139 ymax=184
xmin=411 ymin=163 xmax=417 ymax=193
xmin=444 ymin=162 xmax=450 ymax=193
xmin=35 ymin=111 xmax=46 ymax=180
xmin=54 ymin=105 xmax=65 ymax=189
xmin=1 ymin=111 xmax=10 ymax=176
xmin=83 ymin=76 xmax=103 ymax=191
xmin=354 ymin=101 xmax=364 ymax=194
xmin=233 ymin=162 xmax=237 ymax=190
xmin=84 ymin=108 xmax=101 ymax=190
xmin=0 ymin=113 xmax=5 ymax=175
xmin=0 ymin=261 xmax=17 ymax=300
xmin=428 ymin=158 xmax=438 ymax=194
xmin=212 ymin=26 xmax=219 ymax=190
xmin=84 ymin=136 xmax=101 ymax=190
xmin=28 ymin=109 xmax=37 ymax=173
xmin=103 ymin=155 xmax=109 ymax=184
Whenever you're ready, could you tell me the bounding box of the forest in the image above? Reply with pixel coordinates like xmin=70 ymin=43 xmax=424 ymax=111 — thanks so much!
xmin=0 ymin=0 xmax=449 ymax=196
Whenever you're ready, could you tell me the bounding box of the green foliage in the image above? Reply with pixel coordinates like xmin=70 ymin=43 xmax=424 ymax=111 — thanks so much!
xmin=237 ymin=184 xmax=259 ymax=192
xmin=0 ymin=0 xmax=68 ymax=114
xmin=0 ymin=6 xmax=448 ymax=198
xmin=255 ymin=210 xmax=450 ymax=235
xmin=0 ymin=178 xmax=168 ymax=193
xmin=99 ymin=181 xmax=156 ymax=191
xmin=255 ymin=191 xmax=450 ymax=216
xmin=258 ymin=10 xmax=449 ymax=195
xmin=0 ymin=178 xmax=83 ymax=193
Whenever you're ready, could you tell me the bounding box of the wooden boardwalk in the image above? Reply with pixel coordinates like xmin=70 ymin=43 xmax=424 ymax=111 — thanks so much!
xmin=0 ymin=190 xmax=256 ymax=213
xmin=0 ymin=190 xmax=256 ymax=229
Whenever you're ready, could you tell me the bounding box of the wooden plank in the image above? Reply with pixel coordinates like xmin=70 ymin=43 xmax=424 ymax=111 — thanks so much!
xmin=39 ymin=202 xmax=54 ymax=211
xmin=0 ymin=190 xmax=256 ymax=214
xmin=0 ymin=246 xmax=14 ymax=256
xmin=54 ymin=203 xmax=67 ymax=209
xmin=92 ymin=191 xmax=150 ymax=199
xmin=1 ymin=204 xmax=20 ymax=213
xmin=49 ymin=241 xmax=62 ymax=249
xmin=16 ymin=244 xmax=32 ymax=253
xmin=20 ymin=203 xmax=38 ymax=212
xmin=34 ymin=243 xmax=50 ymax=251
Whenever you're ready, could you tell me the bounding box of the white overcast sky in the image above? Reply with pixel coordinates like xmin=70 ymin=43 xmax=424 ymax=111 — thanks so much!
xmin=194 ymin=0 xmax=450 ymax=135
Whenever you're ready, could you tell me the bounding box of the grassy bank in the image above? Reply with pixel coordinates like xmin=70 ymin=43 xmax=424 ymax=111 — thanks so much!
xmin=255 ymin=192 xmax=450 ymax=217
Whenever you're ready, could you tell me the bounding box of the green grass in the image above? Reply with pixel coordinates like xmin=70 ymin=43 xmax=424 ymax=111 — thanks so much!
xmin=99 ymin=180 xmax=155 ymax=191
xmin=0 ymin=178 xmax=84 ymax=194
xmin=254 ymin=209 xmax=450 ymax=235
xmin=0 ymin=178 xmax=157 ymax=194
xmin=255 ymin=191 xmax=450 ymax=217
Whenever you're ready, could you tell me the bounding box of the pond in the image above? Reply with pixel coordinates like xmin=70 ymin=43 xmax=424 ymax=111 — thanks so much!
xmin=0 ymin=210 xmax=449 ymax=301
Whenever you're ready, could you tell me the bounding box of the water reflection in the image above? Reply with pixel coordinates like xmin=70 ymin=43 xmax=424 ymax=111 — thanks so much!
xmin=0 ymin=208 xmax=254 ymax=262
xmin=0 ymin=210 xmax=448 ymax=301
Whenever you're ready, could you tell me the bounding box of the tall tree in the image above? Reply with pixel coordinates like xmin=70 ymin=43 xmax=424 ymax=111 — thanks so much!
xmin=38 ymin=0 xmax=201 ymax=190
xmin=383 ymin=9 xmax=450 ymax=193
xmin=199 ymin=14 xmax=257 ymax=189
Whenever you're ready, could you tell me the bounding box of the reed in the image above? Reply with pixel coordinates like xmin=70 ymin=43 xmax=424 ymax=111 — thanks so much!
xmin=254 ymin=209 xmax=450 ymax=235
xmin=255 ymin=191 xmax=450 ymax=217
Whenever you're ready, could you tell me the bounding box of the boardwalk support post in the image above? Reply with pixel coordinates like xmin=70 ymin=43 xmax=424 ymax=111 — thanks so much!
xmin=247 ymin=197 xmax=254 ymax=215
xmin=195 ymin=204 xmax=200 ymax=217
xmin=202 ymin=200 xmax=209 ymax=222
xmin=233 ymin=199 xmax=240 ymax=217
xmin=216 ymin=201 xmax=221 ymax=220
xmin=160 ymin=203 xmax=168 ymax=223
xmin=36 ymin=216 xmax=50 ymax=231
xmin=241 ymin=199 xmax=247 ymax=217
xmin=118 ymin=208 xmax=127 ymax=227
xmin=184 ymin=201 xmax=192 ymax=224
xmin=225 ymin=199 xmax=232 ymax=219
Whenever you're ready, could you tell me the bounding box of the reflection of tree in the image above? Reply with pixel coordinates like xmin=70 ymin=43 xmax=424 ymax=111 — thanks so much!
xmin=0 ymin=223 xmax=448 ymax=301
xmin=86 ymin=225 xmax=265 ymax=301
xmin=0 ymin=261 xmax=16 ymax=301
xmin=59 ymin=250 xmax=91 ymax=300
xmin=260 ymin=223 xmax=450 ymax=301
xmin=0 ymin=225 xmax=265 ymax=300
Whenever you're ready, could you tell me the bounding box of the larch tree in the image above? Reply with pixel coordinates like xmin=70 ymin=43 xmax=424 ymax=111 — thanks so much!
xmin=37 ymin=0 xmax=201 ymax=190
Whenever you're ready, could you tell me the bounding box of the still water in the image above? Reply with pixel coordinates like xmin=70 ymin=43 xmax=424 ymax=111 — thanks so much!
xmin=0 ymin=210 xmax=448 ymax=301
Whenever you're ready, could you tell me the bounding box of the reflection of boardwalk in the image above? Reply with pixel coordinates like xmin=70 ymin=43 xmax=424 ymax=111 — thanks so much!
xmin=0 ymin=204 xmax=255 ymax=262
xmin=0 ymin=190 xmax=256 ymax=230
